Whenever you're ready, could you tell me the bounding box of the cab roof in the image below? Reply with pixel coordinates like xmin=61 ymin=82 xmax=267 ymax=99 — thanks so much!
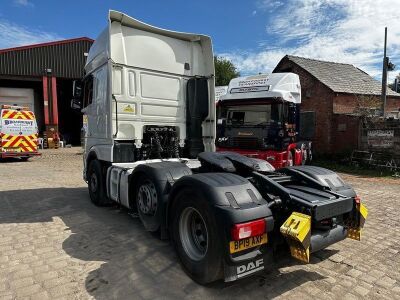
xmin=219 ymin=73 xmax=301 ymax=104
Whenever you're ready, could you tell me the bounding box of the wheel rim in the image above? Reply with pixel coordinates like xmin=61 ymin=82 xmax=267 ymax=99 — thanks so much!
xmin=90 ymin=172 xmax=98 ymax=193
xmin=137 ymin=181 xmax=158 ymax=215
xmin=179 ymin=207 xmax=208 ymax=261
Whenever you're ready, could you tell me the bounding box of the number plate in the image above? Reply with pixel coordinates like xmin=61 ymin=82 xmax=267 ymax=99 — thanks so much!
xmin=3 ymin=147 xmax=20 ymax=152
xmin=229 ymin=234 xmax=267 ymax=254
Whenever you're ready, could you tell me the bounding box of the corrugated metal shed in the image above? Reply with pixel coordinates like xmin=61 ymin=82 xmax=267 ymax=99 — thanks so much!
xmin=0 ymin=37 xmax=93 ymax=79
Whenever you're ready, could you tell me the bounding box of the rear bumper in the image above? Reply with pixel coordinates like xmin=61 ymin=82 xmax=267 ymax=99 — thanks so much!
xmin=310 ymin=225 xmax=348 ymax=253
xmin=1 ymin=151 xmax=41 ymax=158
xmin=223 ymin=224 xmax=349 ymax=282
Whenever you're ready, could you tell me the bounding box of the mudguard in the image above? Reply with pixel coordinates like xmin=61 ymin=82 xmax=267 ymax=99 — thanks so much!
xmin=168 ymin=172 xmax=275 ymax=281
xmin=130 ymin=161 xmax=192 ymax=236
xmin=279 ymin=165 xmax=356 ymax=198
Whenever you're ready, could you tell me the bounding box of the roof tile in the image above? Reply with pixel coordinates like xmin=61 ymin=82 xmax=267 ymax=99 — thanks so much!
xmin=277 ymin=55 xmax=400 ymax=97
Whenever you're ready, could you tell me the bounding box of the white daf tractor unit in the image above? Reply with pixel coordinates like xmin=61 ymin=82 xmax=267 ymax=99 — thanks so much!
xmin=71 ymin=10 xmax=367 ymax=284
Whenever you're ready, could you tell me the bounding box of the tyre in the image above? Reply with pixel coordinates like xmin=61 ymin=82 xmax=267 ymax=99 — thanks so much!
xmin=170 ymin=189 xmax=223 ymax=284
xmin=135 ymin=174 xmax=161 ymax=232
xmin=20 ymin=157 xmax=29 ymax=162
xmin=87 ymin=159 xmax=110 ymax=206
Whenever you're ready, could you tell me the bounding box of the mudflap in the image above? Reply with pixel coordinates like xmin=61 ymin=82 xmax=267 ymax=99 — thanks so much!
xmin=346 ymin=201 xmax=368 ymax=241
xmin=280 ymin=212 xmax=311 ymax=263
xmin=223 ymin=251 xmax=274 ymax=282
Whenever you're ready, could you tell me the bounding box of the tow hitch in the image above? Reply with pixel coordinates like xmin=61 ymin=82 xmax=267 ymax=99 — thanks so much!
xmin=280 ymin=197 xmax=368 ymax=263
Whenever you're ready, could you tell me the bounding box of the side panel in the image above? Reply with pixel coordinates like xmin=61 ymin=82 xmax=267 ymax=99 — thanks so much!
xmin=111 ymin=66 xmax=187 ymax=145
xmin=108 ymin=21 xmax=215 ymax=151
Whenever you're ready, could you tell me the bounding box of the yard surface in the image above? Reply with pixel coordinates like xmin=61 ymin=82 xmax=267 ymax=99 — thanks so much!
xmin=0 ymin=148 xmax=399 ymax=299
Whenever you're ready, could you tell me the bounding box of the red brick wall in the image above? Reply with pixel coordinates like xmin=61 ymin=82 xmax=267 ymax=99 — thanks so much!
xmin=333 ymin=94 xmax=358 ymax=114
xmin=332 ymin=114 xmax=360 ymax=154
xmin=275 ymin=60 xmax=334 ymax=154
xmin=333 ymin=94 xmax=400 ymax=114
xmin=387 ymin=97 xmax=400 ymax=113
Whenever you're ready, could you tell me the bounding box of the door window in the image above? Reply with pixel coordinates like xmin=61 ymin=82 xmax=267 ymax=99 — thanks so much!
xmin=83 ymin=75 xmax=94 ymax=108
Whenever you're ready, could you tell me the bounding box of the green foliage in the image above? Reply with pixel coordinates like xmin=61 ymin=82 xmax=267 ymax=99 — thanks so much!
xmin=387 ymin=60 xmax=396 ymax=72
xmin=214 ymin=56 xmax=240 ymax=86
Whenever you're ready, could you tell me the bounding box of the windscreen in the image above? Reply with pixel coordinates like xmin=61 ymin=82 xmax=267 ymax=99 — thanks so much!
xmin=226 ymin=104 xmax=283 ymax=126
xmin=1 ymin=110 xmax=37 ymax=136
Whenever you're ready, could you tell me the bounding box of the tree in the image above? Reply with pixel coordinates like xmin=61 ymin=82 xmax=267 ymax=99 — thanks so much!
xmin=214 ymin=56 xmax=240 ymax=86
xmin=353 ymin=94 xmax=382 ymax=127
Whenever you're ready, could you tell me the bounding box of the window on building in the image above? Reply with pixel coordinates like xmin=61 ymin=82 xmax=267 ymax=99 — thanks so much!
xmin=299 ymin=111 xmax=315 ymax=139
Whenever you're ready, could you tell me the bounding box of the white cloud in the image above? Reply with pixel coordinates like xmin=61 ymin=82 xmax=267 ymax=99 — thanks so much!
xmin=0 ymin=19 xmax=62 ymax=49
xmin=13 ymin=0 xmax=34 ymax=7
xmin=220 ymin=0 xmax=400 ymax=81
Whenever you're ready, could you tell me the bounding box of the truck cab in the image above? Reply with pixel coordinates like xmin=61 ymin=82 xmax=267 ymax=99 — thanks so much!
xmin=72 ymin=10 xmax=215 ymax=173
xmin=216 ymin=74 xmax=311 ymax=168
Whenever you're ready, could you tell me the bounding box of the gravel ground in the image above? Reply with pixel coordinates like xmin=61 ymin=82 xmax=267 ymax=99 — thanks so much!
xmin=0 ymin=148 xmax=399 ymax=299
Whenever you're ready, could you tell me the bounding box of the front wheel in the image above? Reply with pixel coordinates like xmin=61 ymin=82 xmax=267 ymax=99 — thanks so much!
xmin=87 ymin=159 xmax=110 ymax=206
xmin=170 ymin=189 xmax=223 ymax=284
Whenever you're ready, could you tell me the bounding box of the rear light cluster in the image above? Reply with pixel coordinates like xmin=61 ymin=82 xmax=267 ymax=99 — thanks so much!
xmin=231 ymin=219 xmax=265 ymax=241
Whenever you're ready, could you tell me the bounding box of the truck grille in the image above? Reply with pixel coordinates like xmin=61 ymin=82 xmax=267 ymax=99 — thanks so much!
xmin=231 ymin=137 xmax=261 ymax=149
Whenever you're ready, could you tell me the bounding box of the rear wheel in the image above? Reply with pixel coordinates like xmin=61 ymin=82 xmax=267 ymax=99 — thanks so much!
xmin=135 ymin=174 xmax=161 ymax=232
xmin=87 ymin=159 xmax=110 ymax=206
xmin=20 ymin=157 xmax=29 ymax=162
xmin=170 ymin=189 xmax=223 ymax=284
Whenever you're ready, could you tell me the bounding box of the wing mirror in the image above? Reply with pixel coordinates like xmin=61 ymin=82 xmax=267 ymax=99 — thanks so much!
xmin=71 ymin=80 xmax=83 ymax=111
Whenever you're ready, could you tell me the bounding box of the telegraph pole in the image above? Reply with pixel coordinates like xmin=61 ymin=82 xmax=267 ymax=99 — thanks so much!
xmin=381 ymin=27 xmax=388 ymax=117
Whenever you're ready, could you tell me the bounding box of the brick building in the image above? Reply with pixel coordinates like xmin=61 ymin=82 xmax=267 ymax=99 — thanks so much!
xmin=273 ymin=55 xmax=400 ymax=154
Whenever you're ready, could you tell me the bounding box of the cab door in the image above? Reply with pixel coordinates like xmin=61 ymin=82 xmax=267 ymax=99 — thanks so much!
xmin=81 ymin=65 xmax=109 ymax=141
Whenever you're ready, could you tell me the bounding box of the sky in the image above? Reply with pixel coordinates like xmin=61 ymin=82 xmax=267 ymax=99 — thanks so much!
xmin=1 ymin=0 xmax=399 ymax=81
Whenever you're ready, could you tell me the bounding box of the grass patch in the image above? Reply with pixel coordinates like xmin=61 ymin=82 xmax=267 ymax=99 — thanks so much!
xmin=312 ymin=159 xmax=399 ymax=179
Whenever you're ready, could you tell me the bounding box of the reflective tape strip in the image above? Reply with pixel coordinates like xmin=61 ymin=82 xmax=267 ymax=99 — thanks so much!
xmin=22 ymin=136 xmax=37 ymax=149
xmin=4 ymin=136 xmax=18 ymax=147
xmin=1 ymin=110 xmax=9 ymax=118
xmin=1 ymin=110 xmax=34 ymax=120
xmin=3 ymin=110 xmax=16 ymax=119
xmin=2 ymin=135 xmax=37 ymax=151
xmin=26 ymin=111 xmax=35 ymax=120
xmin=1 ymin=133 xmax=10 ymax=140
